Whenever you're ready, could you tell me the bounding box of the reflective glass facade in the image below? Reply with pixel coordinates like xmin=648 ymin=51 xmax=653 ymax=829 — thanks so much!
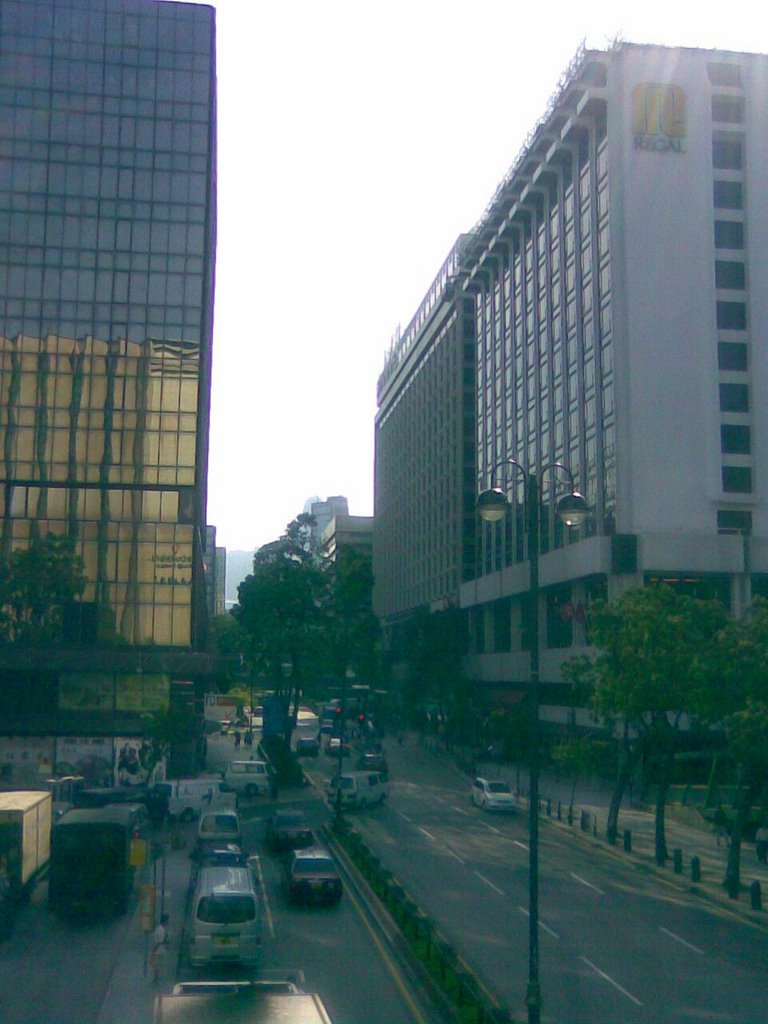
xmin=0 ymin=0 xmax=216 ymax=646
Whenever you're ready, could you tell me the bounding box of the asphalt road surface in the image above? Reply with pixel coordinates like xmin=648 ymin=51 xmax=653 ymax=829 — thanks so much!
xmin=311 ymin=736 xmax=768 ymax=1024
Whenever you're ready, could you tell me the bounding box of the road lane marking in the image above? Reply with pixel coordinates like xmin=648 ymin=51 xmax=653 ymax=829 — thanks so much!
xmin=482 ymin=822 xmax=501 ymax=834
xmin=253 ymin=857 xmax=275 ymax=938
xmin=658 ymin=926 xmax=704 ymax=954
xmin=343 ymin=869 xmax=430 ymax=1024
xmin=397 ymin=810 xmax=413 ymax=823
xmin=445 ymin=847 xmax=465 ymax=864
xmin=512 ymin=839 xmax=528 ymax=851
xmin=517 ymin=906 xmax=560 ymax=938
xmin=418 ymin=826 xmax=436 ymax=840
xmin=475 ymin=871 xmax=505 ymax=896
xmin=450 ymin=805 xmax=471 ymax=816
xmin=570 ymin=872 xmax=605 ymax=895
xmin=580 ymin=957 xmax=643 ymax=1006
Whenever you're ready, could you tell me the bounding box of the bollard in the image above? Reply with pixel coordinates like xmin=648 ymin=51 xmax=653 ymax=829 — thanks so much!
xmin=750 ymin=880 xmax=762 ymax=911
xmin=691 ymin=855 xmax=701 ymax=882
xmin=673 ymin=849 xmax=683 ymax=874
xmin=557 ymin=801 xmax=562 ymax=821
xmin=623 ymin=829 xmax=632 ymax=852
xmin=580 ymin=810 xmax=589 ymax=832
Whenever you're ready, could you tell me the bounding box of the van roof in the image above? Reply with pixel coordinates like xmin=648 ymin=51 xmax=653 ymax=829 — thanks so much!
xmin=194 ymin=865 xmax=256 ymax=895
xmin=55 ymin=805 xmax=141 ymax=827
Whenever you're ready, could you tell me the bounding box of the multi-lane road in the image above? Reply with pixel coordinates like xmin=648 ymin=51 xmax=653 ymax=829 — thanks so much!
xmin=322 ymin=735 xmax=768 ymax=1024
xmin=0 ymin=726 xmax=435 ymax=1024
xmin=3 ymin=722 xmax=767 ymax=1024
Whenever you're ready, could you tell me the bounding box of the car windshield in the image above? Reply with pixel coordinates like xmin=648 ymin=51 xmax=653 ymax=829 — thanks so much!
xmin=293 ymin=856 xmax=334 ymax=874
xmin=275 ymin=811 xmax=305 ymax=827
xmin=201 ymin=815 xmax=238 ymax=834
xmin=197 ymin=895 xmax=256 ymax=923
xmin=487 ymin=782 xmax=511 ymax=794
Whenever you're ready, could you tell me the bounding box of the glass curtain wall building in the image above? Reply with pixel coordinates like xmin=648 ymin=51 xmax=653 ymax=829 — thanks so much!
xmin=0 ymin=0 xmax=216 ymax=653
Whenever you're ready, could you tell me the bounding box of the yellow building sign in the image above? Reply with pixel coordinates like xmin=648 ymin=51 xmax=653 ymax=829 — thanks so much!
xmin=632 ymin=83 xmax=686 ymax=152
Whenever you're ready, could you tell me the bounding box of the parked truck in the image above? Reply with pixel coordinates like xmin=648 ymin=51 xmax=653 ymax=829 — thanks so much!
xmin=0 ymin=790 xmax=52 ymax=940
xmin=49 ymin=803 xmax=149 ymax=916
xmin=153 ymin=975 xmax=333 ymax=1023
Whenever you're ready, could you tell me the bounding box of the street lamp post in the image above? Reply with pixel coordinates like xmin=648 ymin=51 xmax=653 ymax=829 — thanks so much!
xmin=477 ymin=460 xmax=588 ymax=1024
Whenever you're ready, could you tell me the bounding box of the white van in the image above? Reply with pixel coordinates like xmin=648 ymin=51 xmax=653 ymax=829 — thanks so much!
xmin=189 ymin=866 xmax=261 ymax=968
xmin=222 ymin=761 xmax=271 ymax=797
xmin=325 ymin=771 xmax=389 ymax=809
xmin=156 ymin=779 xmax=237 ymax=822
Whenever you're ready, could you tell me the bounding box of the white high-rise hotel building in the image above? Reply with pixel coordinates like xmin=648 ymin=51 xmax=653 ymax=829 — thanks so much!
xmin=375 ymin=43 xmax=768 ymax=712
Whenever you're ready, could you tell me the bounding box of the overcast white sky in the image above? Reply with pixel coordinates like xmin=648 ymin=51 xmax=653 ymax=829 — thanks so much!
xmin=198 ymin=0 xmax=765 ymax=552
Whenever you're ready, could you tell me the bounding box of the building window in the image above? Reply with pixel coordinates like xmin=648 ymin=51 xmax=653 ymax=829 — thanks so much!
xmin=715 ymin=260 xmax=745 ymax=289
xmin=722 ymin=466 xmax=752 ymax=493
xmin=717 ymin=510 xmax=752 ymax=534
xmin=711 ymin=95 xmax=744 ymax=123
xmin=714 ymin=221 xmax=744 ymax=249
xmin=713 ymin=180 xmax=743 ymax=210
xmin=716 ymin=301 xmax=747 ymax=330
xmin=712 ymin=140 xmax=743 ymax=170
xmin=719 ymin=382 xmax=749 ymax=412
xmin=717 ymin=342 xmax=748 ymax=371
xmin=707 ymin=63 xmax=743 ymax=87
xmin=721 ymin=424 xmax=750 ymax=454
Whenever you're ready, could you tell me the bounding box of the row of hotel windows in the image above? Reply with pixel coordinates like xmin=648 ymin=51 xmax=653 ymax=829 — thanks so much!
xmin=478 ymin=132 xmax=613 ymax=559
xmin=712 ymin=118 xmax=751 ymax=501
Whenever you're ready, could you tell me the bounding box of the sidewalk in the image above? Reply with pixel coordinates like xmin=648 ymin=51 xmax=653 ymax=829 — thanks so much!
xmin=419 ymin=736 xmax=768 ymax=926
xmin=96 ymin=824 xmax=194 ymax=1024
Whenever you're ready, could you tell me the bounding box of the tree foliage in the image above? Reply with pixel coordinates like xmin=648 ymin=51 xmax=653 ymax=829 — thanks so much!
xmin=705 ymin=599 xmax=768 ymax=891
xmin=0 ymin=534 xmax=86 ymax=644
xmin=399 ymin=606 xmax=471 ymax=742
xmin=233 ymin=516 xmax=380 ymax=742
xmin=563 ymin=584 xmax=729 ymax=847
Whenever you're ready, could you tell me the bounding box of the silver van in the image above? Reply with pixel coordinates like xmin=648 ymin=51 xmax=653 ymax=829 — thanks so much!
xmin=222 ymin=760 xmax=271 ymax=797
xmin=325 ymin=771 xmax=389 ymax=809
xmin=197 ymin=810 xmax=242 ymax=849
xmin=189 ymin=866 xmax=261 ymax=968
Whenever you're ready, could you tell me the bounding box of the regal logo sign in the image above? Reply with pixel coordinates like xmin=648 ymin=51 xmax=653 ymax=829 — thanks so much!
xmin=632 ymin=83 xmax=686 ymax=152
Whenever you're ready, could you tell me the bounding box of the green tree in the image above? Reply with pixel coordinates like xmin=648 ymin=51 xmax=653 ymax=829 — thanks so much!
xmin=563 ymin=584 xmax=728 ymax=850
xmin=704 ymin=599 xmax=768 ymax=893
xmin=400 ymin=606 xmax=470 ymax=745
xmin=321 ymin=547 xmax=380 ymax=689
xmin=233 ymin=516 xmax=325 ymax=743
xmin=140 ymin=704 xmax=198 ymax=777
xmin=0 ymin=534 xmax=86 ymax=644
xmin=551 ymin=736 xmax=616 ymax=822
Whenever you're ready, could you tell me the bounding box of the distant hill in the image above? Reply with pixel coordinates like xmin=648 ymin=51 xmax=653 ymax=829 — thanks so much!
xmin=226 ymin=549 xmax=255 ymax=607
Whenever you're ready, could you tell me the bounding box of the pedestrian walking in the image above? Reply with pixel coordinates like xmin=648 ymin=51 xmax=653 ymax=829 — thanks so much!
xmin=233 ymin=729 xmax=241 ymax=749
xmin=755 ymin=822 xmax=768 ymax=863
xmin=713 ymin=807 xmax=730 ymax=847
xmin=149 ymin=913 xmax=169 ymax=983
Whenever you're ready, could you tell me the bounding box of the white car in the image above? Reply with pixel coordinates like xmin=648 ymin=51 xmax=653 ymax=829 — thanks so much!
xmin=471 ymin=777 xmax=517 ymax=812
